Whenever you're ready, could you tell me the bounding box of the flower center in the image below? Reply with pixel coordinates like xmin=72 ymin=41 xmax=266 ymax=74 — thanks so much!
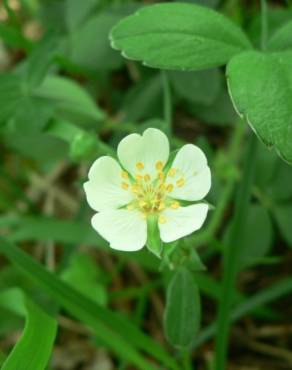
xmin=121 ymin=161 xmax=184 ymax=221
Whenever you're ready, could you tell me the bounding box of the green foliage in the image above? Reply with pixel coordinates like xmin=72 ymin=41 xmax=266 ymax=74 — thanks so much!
xmin=164 ymin=267 xmax=201 ymax=348
xmin=35 ymin=75 xmax=105 ymax=123
xmin=225 ymin=205 xmax=273 ymax=270
xmin=0 ymin=288 xmax=57 ymax=370
xmin=275 ymin=205 xmax=292 ymax=247
xmin=62 ymin=253 xmax=108 ymax=305
xmin=110 ymin=3 xmax=251 ymax=71
xmin=168 ymin=68 xmax=221 ymax=105
xmin=0 ymin=238 xmax=178 ymax=370
xmin=1 ymin=1 xmax=292 ymax=369
xmin=227 ymin=51 xmax=292 ymax=164
xmin=268 ymin=20 xmax=292 ymax=51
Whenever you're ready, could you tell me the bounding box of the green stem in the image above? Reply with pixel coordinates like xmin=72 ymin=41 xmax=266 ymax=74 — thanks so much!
xmin=214 ymin=133 xmax=258 ymax=370
xmin=162 ymin=71 xmax=172 ymax=136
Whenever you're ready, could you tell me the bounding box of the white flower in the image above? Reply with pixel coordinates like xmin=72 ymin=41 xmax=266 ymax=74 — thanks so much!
xmin=84 ymin=128 xmax=211 ymax=252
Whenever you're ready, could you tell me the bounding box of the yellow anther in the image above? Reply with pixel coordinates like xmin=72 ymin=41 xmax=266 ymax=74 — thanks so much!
xmin=158 ymin=172 xmax=165 ymax=181
xmin=158 ymin=202 xmax=165 ymax=211
xmin=136 ymin=162 xmax=144 ymax=171
xmin=121 ymin=182 xmax=129 ymax=190
xmin=158 ymin=215 xmax=167 ymax=224
xmin=171 ymin=201 xmax=180 ymax=210
xmin=166 ymin=184 xmax=174 ymax=193
xmin=139 ymin=200 xmax=147 ymax=208
xmin=168 ymin=168 xmax=177 ymax=177
xmin=176 ymin=178 xmax=185 ymax=188
xmin=135 ymin=174 xmax=143 ymax=181
xmin=144 ymin=174 xmax=151 ymax=182
xmin=155 ymin=161 xmax=164 ymax=171
xmin=132 ymin=184 xmax=140 ymax=193
xmin=121 ymin=171 xmax=129 ymax=179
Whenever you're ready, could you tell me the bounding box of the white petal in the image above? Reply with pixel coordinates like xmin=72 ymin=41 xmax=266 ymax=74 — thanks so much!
xmin=91 ymin=210 xmax=147 ymax=251
xmin=117 ymin=128 xmax=169 ymax=178
xmin=167 ymin=144 xmax=211 ymax=201
xmin=84 ymin=156 xmax=133 ymax=212
xmin=158 ymin=204 xmax=209 ymax=243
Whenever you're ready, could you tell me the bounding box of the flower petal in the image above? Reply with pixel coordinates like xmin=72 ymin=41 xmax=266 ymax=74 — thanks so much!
xmin=91 ymin=209 xmax=147 ymax=251
xmin=167 ymin=144 xmax=211 ymax=201
xmin=84 ymin=156 xmax=133 ymax=212
xmin=117 ymin=128 xmax=169 ymax=178
xmin=158 ymin=203 xmax=209 ymax=243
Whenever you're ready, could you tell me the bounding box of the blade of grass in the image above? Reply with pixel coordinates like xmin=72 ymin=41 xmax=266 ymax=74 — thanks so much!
xmin=0 ymin=288 xmax=57 ymax=370
xmin=214 ymin=133 xmax=258 ymax=370
xmin=0 ymin=238 xmax=179 ymax=370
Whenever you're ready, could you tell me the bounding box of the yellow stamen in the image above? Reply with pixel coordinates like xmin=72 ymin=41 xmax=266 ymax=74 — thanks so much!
xmin=121 ymin=182 xmax=129 ymax=190
xmin=158 ymin=202 xmax=165 ymax=211
xmin=136 ymin=162 xmax=144 ymax=171
xmin=121 ymin=171 xmax=129 ymax=179
xmin=168 ymin=168 xmax=177 ymax=177
xmin=135 ymin=174 xmax=143 ymax=181
xmin=132 ymin=184 xmax=139 ymax=193
xmin=176 ymin=178 xmax=185 ymax=188
xmin=144 ymin=174 xmax=151 ymax=182
xmin=166 ymin=184 xmax=174 ymax=193
xmin=171 ymin=201 xmax=180 ymax=209
xmin=156 ymin=161 xmax=164 ymax=171
xmin=158 ymin=172 xmax=165 ymax=181
xmin=158 ymin=215 xmax=167 ymax=224
xmin=139 ymin=200 xmax=147 ymax=208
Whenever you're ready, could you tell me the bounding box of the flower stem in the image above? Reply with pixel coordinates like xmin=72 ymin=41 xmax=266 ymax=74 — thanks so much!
xmin=214 ymin=133 xmax=258 ymax=370
xmin=162 ymin=71 xmax=172 ymax=136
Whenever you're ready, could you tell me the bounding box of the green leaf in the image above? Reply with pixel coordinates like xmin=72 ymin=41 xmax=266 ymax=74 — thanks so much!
xmin=227 ymin=51 xmax=292 ymax=164
xmin=267 ymin=160 xmax=292 ymax=202
xmin=6 ymin=215 xmax=105 ymax=247
xmin=224 ymin=205 xmax=273 ymax=270
xmin=35 ymin=75 xmax=105 ymax=123
xmin=247 ymin=8 xmax=292 ymax=49
xmin=177 ymin=0 xmax=220 ymax=8
xmin=0 ymin=73 xmax=53 ymax=132
xmin=122 ymin=74 xmax=163 ymax=122
xmin=69 ymin=12 xmax=124 ymax=70
xmin=189 ymin=88 xmax=236 ymax=126
xmin=0 ymin=288 xmax=57 ymax=370
xmin=110 ymin=3 xmax=251 ymax=71
xmin=62 ymin=253 xmax=107 ymax=306
xmin=0 ymin=238 xmax=178 ymax=370
xmin=146 ymin=215 xmax=163 ymax=258
xmin=274 ymin=205 xmax=292 ymax=247
xmin=0 ymin=74 xmax=22 ymax=123
xmin=2 ymin=131 xmax=67 ymax=165
xmin=168 ymin=68 xmax=221 ymax=105
xmin=164 ymin=267 xmax=201 ymax=349
xmin=268 ymin=20 xmax=292 ymax=51
xmin=65 ymin=0 xmax=97 ymax=31
xmin=24 ymin=34 xmax=59 ymax=88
